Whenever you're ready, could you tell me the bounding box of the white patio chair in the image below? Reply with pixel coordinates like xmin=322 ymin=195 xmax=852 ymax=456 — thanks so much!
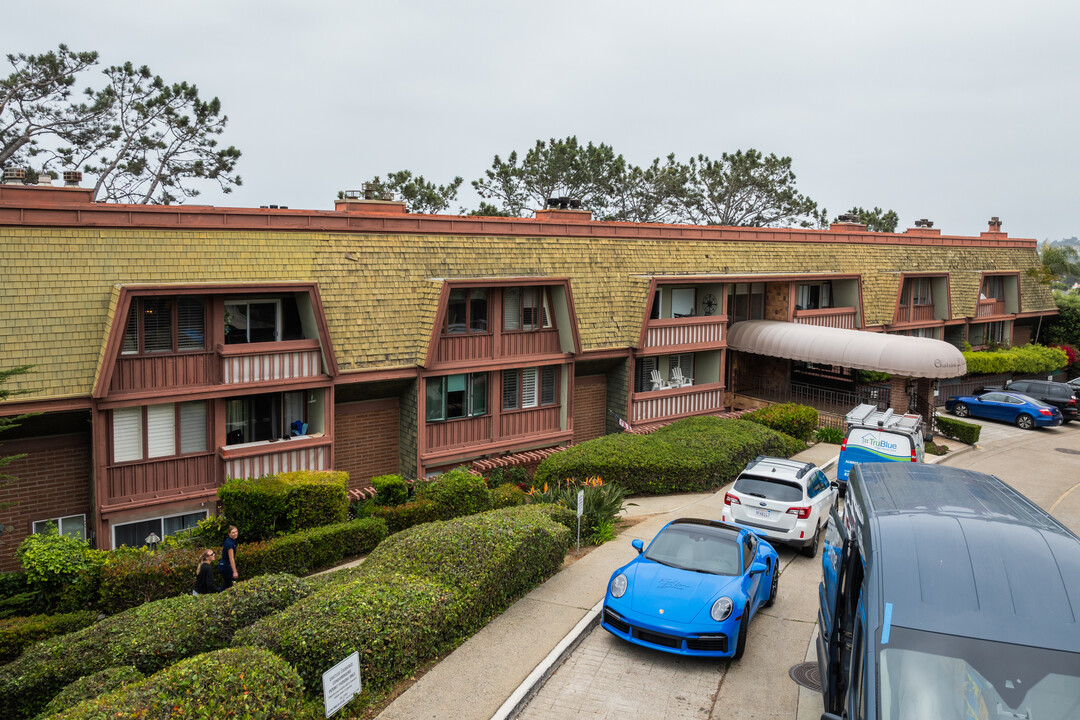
xmin=650 ymin=369 xmax=671 ymax=391
xmin=670 ymin=367 xmax=690 ymax=387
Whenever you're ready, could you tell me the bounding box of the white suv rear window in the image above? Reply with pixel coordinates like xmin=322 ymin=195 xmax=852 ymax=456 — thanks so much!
xmin=733 ymin=476 xmax=803 ymax=503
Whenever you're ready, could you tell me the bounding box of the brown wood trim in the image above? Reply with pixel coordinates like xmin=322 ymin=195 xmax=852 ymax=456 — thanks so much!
xmin=0 ymin=198 xmax=1040 ymax=248
xmin=217 ymin=338 xmax=320 ymax=356
xmin=336 ymin=367 xmax=418 ymax=383
xmin=420 ymin=430 xmax=574 ymax=464
xmin=95 ymin=378 xmax=334 ymax=409
xmin=0 ymin=432 xmax=88 ymax=453
xmin=218 ymin=435 xmax=332 ymax=460
xmin=635 ymin=341 xmax=728 ymax=357
xmin=422 ymin=353 xmax=574 ymax=375
xmin=99 ymin=487 xmax=219 ymax=517
xmin=630 ymin=380 xmax=725 ymax=401
xmin=0 ymin=396 xmax=92 ymax=416
xmin=335 ymin=397 xmax=398 ymax=415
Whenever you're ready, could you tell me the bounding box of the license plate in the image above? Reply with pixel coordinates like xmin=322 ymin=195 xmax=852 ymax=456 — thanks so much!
xmin=754 ymin=509 xmax=771 ymax=519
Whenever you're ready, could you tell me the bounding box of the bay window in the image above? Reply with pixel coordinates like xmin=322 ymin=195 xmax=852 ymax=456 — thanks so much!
xmin=112 ymin=401 xmax=208 ymax=463
xmin=426 ymin=373 xmax=488 ymax=421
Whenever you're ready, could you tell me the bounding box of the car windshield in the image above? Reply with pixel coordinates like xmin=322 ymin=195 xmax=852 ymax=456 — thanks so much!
xmin=733 ymin=475 xmax=803 ymax=503
xmin=879 ymin=627 xmax=1080 ymax=720
xmin=644 ymin=525 xmax=741 ymax=575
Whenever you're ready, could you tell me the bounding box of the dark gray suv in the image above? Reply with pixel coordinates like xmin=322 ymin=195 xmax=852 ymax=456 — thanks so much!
xmin=1005 ymin=379 xmax=1078 ymax=423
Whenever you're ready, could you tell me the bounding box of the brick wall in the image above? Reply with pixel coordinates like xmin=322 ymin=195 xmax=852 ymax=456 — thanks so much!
xmin=0 ymin=433 xmax=92 ymax=572
xmin=573 ymin=375 xmax=607 ymax=444
xmin=766 ymin=281 xmax=789 ymax=321
xmin=334 ymin=399 xmax=400 ymax=491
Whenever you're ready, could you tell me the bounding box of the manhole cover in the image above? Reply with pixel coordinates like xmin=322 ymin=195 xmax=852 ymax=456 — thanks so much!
xmin=1056 ymin=448 xmax=1080 ymax=455
xmin=789 ymin=662 xmax=822 ymax=692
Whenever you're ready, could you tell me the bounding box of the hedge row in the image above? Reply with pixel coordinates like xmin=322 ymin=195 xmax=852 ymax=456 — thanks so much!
xmin=366 ymin=469 xmax=527 ymax=533
xmin=42 ymin=647 xmax=308 ymax=720
xmin=935 ymin=415 xmax=982 ymax=445
xmin=35 ymin=665 xmax=144 ymax=718
xmin=0 ymin=573 xmax=311 ymax=720
xmin=235 ymin=504 xmax=573 ymax=708
xmin=0 ymin=611 xmax=97 ymax=665
xmin=742 ymin=403 xmax=819 ymax=441
xmin=94 ymin=517 xmax=386 ymax=613
xmin=963 ymin=344 xmax=1069 ymax=376
xmin=534 ymin=416 xmax=805 ymax=494
xmin=219 ymin=470 xmax=350 ymax=541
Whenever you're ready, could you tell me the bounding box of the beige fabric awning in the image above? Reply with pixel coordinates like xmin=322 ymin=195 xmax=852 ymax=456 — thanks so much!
xmin=726 ymin=320 xmax=967 ymax=379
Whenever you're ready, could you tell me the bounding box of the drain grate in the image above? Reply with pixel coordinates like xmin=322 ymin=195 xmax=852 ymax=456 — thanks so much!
xmin=789 ymin=662 xmax=822 ymax=692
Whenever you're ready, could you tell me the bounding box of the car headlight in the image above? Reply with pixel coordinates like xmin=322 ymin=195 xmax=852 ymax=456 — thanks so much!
xmin=610 ymin=573 xmax=628 ymax=598
xmin=710 ymin=596 xmax=733 ymax=622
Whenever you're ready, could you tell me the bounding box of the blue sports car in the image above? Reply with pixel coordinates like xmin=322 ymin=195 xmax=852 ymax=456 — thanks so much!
xmin=601 ymin=518 xmax=779 ymax=659
xmin=945 ymin=390 xmax=1062 ymax=430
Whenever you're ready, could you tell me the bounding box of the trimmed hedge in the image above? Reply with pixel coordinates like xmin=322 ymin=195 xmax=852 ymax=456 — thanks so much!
xmin=743 ymin=403 xmax=819 ymax=442
xmin=44 ymin=647 xmax=307 ymax=720
xmin=236 ymin=505 xmax=571 ymax=705
xmin=936 ymin=415 xmax=981 ymax=445
xmin=0 ymin=611 xmax=97 ymax=665
xmin=219 ymin=470 xmax=350 ymax=541
xmin=372 ymin=498 xmax=440 ymax=533
xmin=371 ymin=474 xmax=409 ymax=506
xmin=35 ymin=665 xmax=144 ymax=718
xmin=0 ymin=573 xmax=311 ymax=720
xmin=534 ymin=416 xmax=805 ymax=494
xmin=96 ymin=518 xmax=386 ymax=612
xmin=492 ymin=482 xmax=528 ymax=508
xmin=963 ymin=344 xmax=1068 ymax=375
xmin=415 ymin=467 xmax=492 ymax=519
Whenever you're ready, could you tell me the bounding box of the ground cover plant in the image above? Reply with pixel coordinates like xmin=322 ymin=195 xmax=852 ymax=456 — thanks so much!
xmin=0 ymin=573 xmax=311 ymax=720
xmin=534 ymin=416 xmax=805 ymax=494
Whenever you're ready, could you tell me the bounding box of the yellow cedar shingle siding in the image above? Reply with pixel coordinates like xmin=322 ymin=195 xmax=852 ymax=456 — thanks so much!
xmin=0 ymin=228 xmax=1054 ymax=400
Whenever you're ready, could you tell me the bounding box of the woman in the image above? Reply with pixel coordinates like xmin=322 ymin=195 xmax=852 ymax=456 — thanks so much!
xmin=219 ymin=525 xmax=240 ymax=589
xmin=192 ymin=549 xmax=219 ymax=595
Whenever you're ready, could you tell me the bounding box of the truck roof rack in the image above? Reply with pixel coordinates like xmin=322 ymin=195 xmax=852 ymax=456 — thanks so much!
xmin=845 ymin=403 xmax=922 ymax=432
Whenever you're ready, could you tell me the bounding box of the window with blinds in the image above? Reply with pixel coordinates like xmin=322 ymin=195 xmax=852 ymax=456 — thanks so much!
xmin=670 ymin=353 xmax=694 ymax=382
xmin=540 ymin=366 xmax=557 ymax=405
xmin=503 ymin=288 xmax=521 ymax=331
xmin=113 ymin=402 xmax=208 ymax=462
xmin=121 ymin=296 xmax=205 ymax=354
xmin=146 ymin=404 xmax=176 ymax=458
xmin=636 ymin=356 xmax=657 ymax=392
xmin=113 ymin=407 xmax=143 ymax=462
xmin=504 ymin=287 xmax=554 ymax=332
xmin=179 ymin=401 xmax=208 ymax=454
xmin=503 ymin=367 xmax=557 ymax=409
xmin=521 ymin=367 xmax=538 ymax=408
xmin=502 ymin=369 xmax=520 ymax=410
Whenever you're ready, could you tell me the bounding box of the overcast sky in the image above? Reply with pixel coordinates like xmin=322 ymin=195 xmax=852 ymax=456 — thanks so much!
xmin=5 ymin=0 xmax=1079 ymax=241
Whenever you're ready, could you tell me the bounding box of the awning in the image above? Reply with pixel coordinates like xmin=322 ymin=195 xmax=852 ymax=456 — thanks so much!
xmin=726 ymin=320 xmax=967 ymax=379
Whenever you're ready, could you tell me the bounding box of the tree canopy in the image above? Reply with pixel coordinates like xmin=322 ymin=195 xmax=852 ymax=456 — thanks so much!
xmin=1028 ymin=241 xmax=1080 ymax=289
xmin=838 ymin=206 xmax=899 ymax=233
xmin=357 ymin=170 xmax=463 ymax=215
xmin=1 ymin=45 xmax=241 ymax=204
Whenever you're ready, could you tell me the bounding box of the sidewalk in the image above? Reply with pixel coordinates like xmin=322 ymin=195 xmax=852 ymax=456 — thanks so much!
xmin=374 ymin=442 xmax=844 ymax=720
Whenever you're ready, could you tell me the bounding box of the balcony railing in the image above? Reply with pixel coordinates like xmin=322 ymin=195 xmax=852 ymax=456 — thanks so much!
xmin=975 ymin=299 xmax=1006 ymax=318
xmin=434 ymin=333 xmax=494 ymax=364
xmin=219 ymin=339 xmax=323 ymax=384
xmin=631 ymin=383 xmax=726 ymax=423
xmin=500 ymin=329 xmax=561 ymax=357
xmin=792 ymin=307 xmax=858 ymax=329
xmin=643 ymin=316 xmax=725 ymax=350
xmin=106 ymin=452 xmax=216 ymax=503
xmin=220 ymin=435 xmax=331 ymax=479
xmin=499 ymin=405 xmax=561 ymax=439
xmin=110 ymin=351 xmax=214 ymax=393
xmin=893 ymin=303 xmax=936 ymax=324
xmin=426 ymin=415 xmax=493 ymax=452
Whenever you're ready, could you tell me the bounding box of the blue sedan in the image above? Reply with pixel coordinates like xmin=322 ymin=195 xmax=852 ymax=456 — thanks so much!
xmin=946 ymin=391 xmax=1062 ymax=429
xmin=601 ymin=518 xmax=778 ymax=660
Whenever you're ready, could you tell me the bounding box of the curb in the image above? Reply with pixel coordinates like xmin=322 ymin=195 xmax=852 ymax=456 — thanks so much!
xmin=490 ymin=600 xmax=604 ymax=720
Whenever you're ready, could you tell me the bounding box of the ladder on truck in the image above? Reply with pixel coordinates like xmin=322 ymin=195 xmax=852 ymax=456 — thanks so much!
xmin=845 ymin=404 xmax=922 ymax=432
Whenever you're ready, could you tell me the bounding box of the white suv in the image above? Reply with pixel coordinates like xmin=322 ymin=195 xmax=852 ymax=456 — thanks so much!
xmin=720 ymin=456 xmax=837 ymax=557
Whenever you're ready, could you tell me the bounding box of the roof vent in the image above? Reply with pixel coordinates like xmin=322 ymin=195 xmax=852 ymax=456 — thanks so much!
xmin=988 ymin=216 xmax=1002 ymax=232
xmin=914 ymin=218 xmax=934 ymax=228
xmin=2 ymin=167 xmax=26 ymax=185
xmin=63 ymin=170 xmax=82 ymax=187
xmin=837 ymin=212 xmax=859 ymax=223
xmin=545 ymin=197 xmax=581 ymax=210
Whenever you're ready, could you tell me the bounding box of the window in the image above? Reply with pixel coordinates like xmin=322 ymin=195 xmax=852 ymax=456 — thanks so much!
xmin=121 ymin=296 xmax=205 ymax=354
xmin=900 ymin=278 xmax=933 ymax=306
xmin=224 ymin=296 xmax=303 ymax=345
xmin=112 ymin=401 xmax=207 ymax=463
xmin=33 ymin=514 xmax=86 ymax=540
xmin=113 ymin=510 xmax=207 ymax=549
xmin=796 ymin=282 xmax=832 ymax=310
xmin=669 ymin=353 xmax=694 ymax=384
xmin=445 ymin=289 xmax=488 ymax=334
xmin=225 ymin=391 xmax=307 ymax=445
xmin=981 ymin=276 xmax=1005 ymax=300
xmin=635 ymin=356 xmax=658 ymax=393
xmin=671 ymin=288 xmax=695 ymax=317
xmin=426 ymin=373 xmax=488 ymax=421
xmin=502 ymin=366 xmax=557 ymax=410
xmin=504 ymin=288 xmax=553 ymax=332
xmin=728 ymin=283 xmax=765 ymax=322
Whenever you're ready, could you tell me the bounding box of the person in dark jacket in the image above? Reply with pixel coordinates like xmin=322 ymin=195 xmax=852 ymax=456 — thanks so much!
xmin=219 ymin=525 xmax=240 ymax=589
xmin=193 ymin=549 xmax=220 ymax=595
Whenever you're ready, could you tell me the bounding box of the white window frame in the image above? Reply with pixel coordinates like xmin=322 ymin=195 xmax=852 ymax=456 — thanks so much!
xmin=112 ymin=401 xmax=208 ymax=464
xmin=225 ymin=298 xmax=283 ymax=344
xmin=111 ymin=509 xmax=209 ymax=549
xmin=33 ymin=514 xmax=86 ymax=540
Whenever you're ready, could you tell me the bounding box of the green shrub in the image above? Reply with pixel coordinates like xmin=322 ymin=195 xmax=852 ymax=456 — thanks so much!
xmin=160 ymin=514 xmax=231 ymax=550
xmin=534 ymin=417 xmax=804 ymax=495
xmin=0 ymin=572 xmax=35 ymax=620
xmin=15 ymin=526 xmax=94 ymax=612
xmin=34 ymin=666 xmax=144 ymax=719
xmin=743 ymin=403 xmax=818 ymax=441
xmin=963 ymin=344 xmax=1068 ymax=376
xmin=492 ymin=482 xmax=528 ymax=508
xmin=415 ymin=467 xmax=492 ymax=519
xmin=46 ymin=647 xmax=306 ymax=720
xmin=815 ymin=425 xmax=845 ymax=444
xmin=219 ymin=470 xmax=349 ymax=541
xmin=935 ymin=415 xmax=981 ymax=445
xmin=372 ymin=474 xmax=409 ymax=506
xmin=0 ymin=611 xmax=97 ymax=664
xmin=238 ymin=505 xmax=570 ymax=702
xmin=0 ymin=573 xmax=311 ymax=720
xmin=526 ymin=477 xmax=631 ymax=542
xmin=372 ymin=498 xmax=441 ymax=533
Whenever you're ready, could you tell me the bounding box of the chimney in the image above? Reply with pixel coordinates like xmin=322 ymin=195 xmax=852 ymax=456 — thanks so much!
xmin=63 ymin=170 xmax=82 ymax=187
xmin=829 ymin=213 xmax=867 ymax=232
xmin=535 ymin=196 xmax=592 ymax=222
xmin=988 ymin=216 xmax=1002 ymax=232
xmin=981 ymin=216 xmax=1007 ymax=238
xmin=2 ymin=168 xmax=26 ymax=185
xmin=334 ymin=187 xmax=407 ymax=214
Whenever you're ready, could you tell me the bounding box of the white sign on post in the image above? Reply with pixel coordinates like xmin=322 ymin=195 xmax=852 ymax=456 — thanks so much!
xmin=323 ymin=651 xmax=361 ymax=718
xmin=577 ymin=489 xmax=585 ymax=518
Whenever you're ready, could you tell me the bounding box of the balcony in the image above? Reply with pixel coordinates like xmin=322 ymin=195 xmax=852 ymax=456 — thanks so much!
xmin=110 ymin=351 xmax=214 ymax=393
xmin=975 ymin=299 xmax=1006 ymax=318
xmin=425 ymin=415 xmax=492 ymax=452
xmin=425 ymin=404 xmax=563 ymax=454
xmin=105 ymin=452 xmax=216 ymax=504
xmin=631 ymin=383 xmax=726 ymax=423
xmin=792 ymin=307 xmax=857 ymax=329
xmin=220 ymin=435 xmax=331 ymax=480
xmin=643 ymin=316 xmax=725 ymax=350
xmin=893 ymin=303 xmax=936 ymax=324
xmin=219 ymin=339 xmax=323 ymax=384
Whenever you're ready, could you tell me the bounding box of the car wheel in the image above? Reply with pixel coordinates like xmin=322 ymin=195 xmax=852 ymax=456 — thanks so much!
xmin=732 ymin=609 xmax=749 ymax=660
xmin=801 ymin=524 xmax=821 ymax=558
xmin=1016 ymin=413 xmax=1035 ymax=430
xmin=953 ymin=402 xmax=970 ymax=418
xmin=764 ymin=561 xmax=779 ymax=608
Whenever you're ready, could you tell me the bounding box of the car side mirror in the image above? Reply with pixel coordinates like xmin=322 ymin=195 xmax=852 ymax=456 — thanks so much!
xmin=632 ymin=538 xmax=644 ymax=554
xmin=750 ymin=561 xmax=767 ymax=575
xmin=831 ymin=481 xmax=839 ymax=489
